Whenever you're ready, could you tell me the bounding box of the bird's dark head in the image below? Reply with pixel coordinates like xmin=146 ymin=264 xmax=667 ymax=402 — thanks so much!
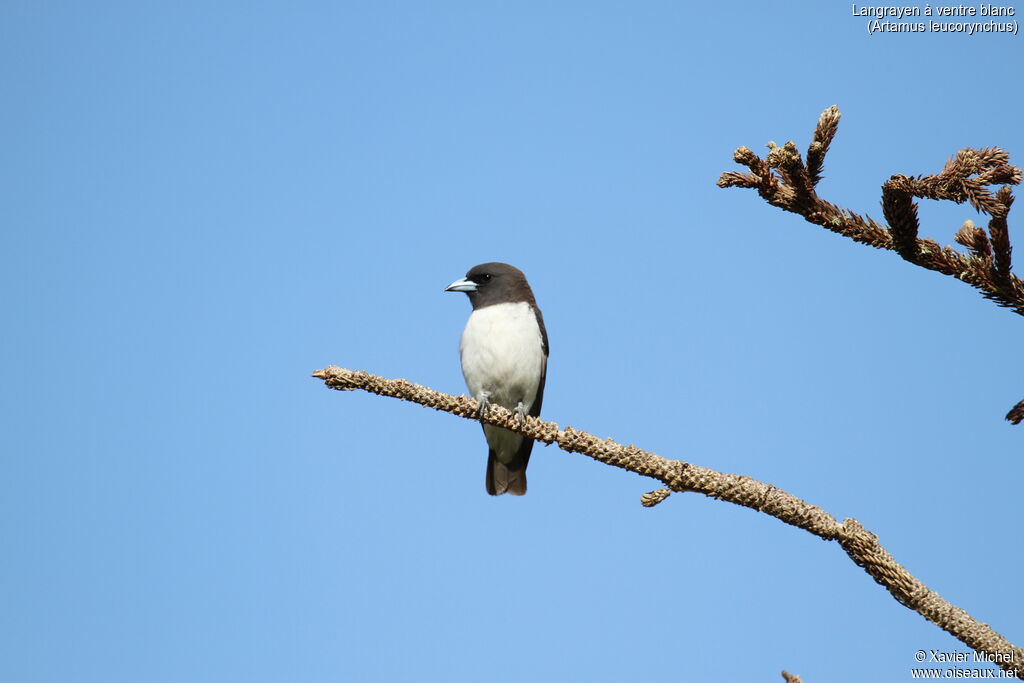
xmin=445 ymin=262 xmax=535 ymax=309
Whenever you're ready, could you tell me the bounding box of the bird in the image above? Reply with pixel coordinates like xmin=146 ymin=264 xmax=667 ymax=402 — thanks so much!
xmin=445 ymin=262 xmax=548 ymax=495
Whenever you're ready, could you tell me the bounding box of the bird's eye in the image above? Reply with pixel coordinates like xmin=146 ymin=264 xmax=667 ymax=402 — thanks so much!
xmin=476 ymin=274 xmax=492 ymax=283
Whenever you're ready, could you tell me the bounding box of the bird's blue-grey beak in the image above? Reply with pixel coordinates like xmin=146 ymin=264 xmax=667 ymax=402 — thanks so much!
xmin=445 ymin=277 xmax=477 ymax=292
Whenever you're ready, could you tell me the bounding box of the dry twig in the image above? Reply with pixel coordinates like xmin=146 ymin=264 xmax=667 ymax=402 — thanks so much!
xmin=718 ymin=106 xmax=1023 ymax=423
xmin=312 ymin=366 xmax=1023 ymax=679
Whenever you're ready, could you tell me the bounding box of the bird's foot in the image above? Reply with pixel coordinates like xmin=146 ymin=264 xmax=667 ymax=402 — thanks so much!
xmin=514 ymin=401 xmax=527 ymax=426
xmin=476 ymin=392 xmax=491 ymax=419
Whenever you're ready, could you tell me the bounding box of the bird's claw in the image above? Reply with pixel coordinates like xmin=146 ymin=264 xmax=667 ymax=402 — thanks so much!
xmin=476 ymin=392 xmax=491 ymax=419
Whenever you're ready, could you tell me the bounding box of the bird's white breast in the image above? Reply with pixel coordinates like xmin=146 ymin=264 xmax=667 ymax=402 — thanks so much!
xmin=459 ymin=301 xmax=544 ymax=412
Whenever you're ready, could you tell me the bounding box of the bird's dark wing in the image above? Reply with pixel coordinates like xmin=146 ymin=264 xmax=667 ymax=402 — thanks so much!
xmin=516 ymin=303 xmax=548 ymax=466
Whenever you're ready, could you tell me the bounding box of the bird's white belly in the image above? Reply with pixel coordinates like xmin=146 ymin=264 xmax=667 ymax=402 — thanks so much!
xmin=459 ymin=302 xmax=544 ymax=412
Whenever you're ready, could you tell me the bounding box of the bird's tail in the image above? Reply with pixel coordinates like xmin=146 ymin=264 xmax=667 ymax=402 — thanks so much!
xmin=486 ymin=451 xmax=527 ymax=496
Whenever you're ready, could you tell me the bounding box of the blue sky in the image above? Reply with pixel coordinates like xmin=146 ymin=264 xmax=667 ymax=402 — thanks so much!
xmin=2 ymin=2 xmax=1021 ymax=682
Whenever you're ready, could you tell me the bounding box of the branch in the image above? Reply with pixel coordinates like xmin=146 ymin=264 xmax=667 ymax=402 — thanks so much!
xmin=718 ymin=106 xmax=1024 ymax=423
xmin=313 ymin=366 xmax=1023 ymax=678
